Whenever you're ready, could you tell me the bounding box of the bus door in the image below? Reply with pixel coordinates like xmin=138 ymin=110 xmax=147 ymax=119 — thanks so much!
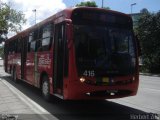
xmin=25 ymin=33 xmax=35 ymax=84
xmin=21 ymin=38 xmax=27 ymax=79
xmin=53 ymin=23 xmax=66 ymax=95
xmin=4 ymin=43 xmax=8 ymax=72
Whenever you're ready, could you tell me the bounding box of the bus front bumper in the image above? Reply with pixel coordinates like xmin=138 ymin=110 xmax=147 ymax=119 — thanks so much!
xmin=63 ymin=76 xmax=139 ymax=100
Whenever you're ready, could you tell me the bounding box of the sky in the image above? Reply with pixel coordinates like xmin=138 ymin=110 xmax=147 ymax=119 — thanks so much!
xmin=1 ymin=0 xmax=160 ymax=37
xmin=64 ymin=0 xmax=160 ymax=13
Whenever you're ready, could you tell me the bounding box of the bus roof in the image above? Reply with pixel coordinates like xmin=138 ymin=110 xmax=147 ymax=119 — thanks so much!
xmin=6 ymin=7 xmax=131 ymax=42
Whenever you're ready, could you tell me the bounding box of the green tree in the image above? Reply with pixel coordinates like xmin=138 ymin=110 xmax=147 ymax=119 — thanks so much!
xmin=103 ymin=7 xmax=110 ymax=10
xmin=0 ymin=46 xmax=4 ymax=58
xmin=76 ymin=1 xmax=98 ymax=7
xmin=136 ymin=9 xmax=160 ymax=73
xmin=0 ymin=2 xmax=26 ymax=42
xmin=0 ymin=2 xmax=26 ymax=58
xmin=140 ymin=8 xmax=149 ymax=14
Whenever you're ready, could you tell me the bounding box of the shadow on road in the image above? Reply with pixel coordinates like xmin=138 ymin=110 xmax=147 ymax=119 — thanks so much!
xmin=0 ymin=75 xmax=155 ymax=120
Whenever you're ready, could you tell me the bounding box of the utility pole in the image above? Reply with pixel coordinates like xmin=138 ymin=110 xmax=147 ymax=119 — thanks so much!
xmin=32 ymin=9 xmax=36 ymax=24
xmin=102 ymin=0 xmax=104 ymax=8
xmin=0 ymin=0 xmax=2 ymax=9
xmin=131 ymin=3 xmax=136 ymax=14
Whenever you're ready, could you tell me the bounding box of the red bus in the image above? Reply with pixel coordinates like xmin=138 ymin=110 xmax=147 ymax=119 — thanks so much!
xmin=4 ymin=7 xmax=140 ymax=101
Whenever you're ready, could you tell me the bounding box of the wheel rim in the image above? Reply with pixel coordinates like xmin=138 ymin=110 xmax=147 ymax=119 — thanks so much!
xmin=42 ymin=81 xmax=49 ymax=96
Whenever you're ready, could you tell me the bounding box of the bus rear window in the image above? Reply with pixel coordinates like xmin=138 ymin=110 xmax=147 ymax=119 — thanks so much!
xmin=71 ymin=9 xmax=132 ymax=28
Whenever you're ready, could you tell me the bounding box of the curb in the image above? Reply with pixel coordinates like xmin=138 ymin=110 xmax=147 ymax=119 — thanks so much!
xmin=140 ymin=73 xmax=160 ymax=77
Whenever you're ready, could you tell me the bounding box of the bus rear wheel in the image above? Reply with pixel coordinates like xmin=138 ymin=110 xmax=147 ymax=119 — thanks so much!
xmin=42 ymin=76 xmax=51 ymax=101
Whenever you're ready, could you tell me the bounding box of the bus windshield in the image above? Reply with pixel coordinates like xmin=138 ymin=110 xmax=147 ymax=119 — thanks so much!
xmin=74 ymin=25 xmax=136 ymax=77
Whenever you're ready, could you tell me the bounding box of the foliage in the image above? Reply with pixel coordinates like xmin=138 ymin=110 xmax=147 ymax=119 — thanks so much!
xmin=0 ymin=2 xmax=26 ymax=42
xmin=0 ymin=2 xmax=26 ymax=58
xmin=103 ymin=7 xmax=110 ymax=10
xmin=140 ymin=8 xmax=149 ymax=14
xmin=76 ymin=1 xmax=98 ymax=7
xmin=0 ymin=46 xmax=4 ymax=58
xmin=136 ymin=9 xmax=160 ymax=73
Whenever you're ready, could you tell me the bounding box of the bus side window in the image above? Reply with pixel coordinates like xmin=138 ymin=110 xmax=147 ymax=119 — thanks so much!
xmin=28 ymin=33 xmax=31 ymax=52
xmin=17 ymin=39 xmax=21 ymax=53
xmin=40 ymin=24 xmax=53 ymax=51
xmin=28 ymin=42 xmax=30 ymax=52
xmin=37 ymin=39 xmax=42 ymax=51
xmin=29 ymin=32 xmax=33 ymax=42
xmin=30 ymin=41 xmax=36 ymax=52
xmin=8 ymin=43 xmax=11 ymax=54
xmin=36 ymin=28 xmax=43 ymax=52
xmin=28 ymin=32 xmax=34 ymax=52
xmin=7 ymin=40 xmax=16 ymax=54
xmin=33 ymin=30 xmax=39 ymax=41
xmin=4 ymin=43 xmax=7 ymax=55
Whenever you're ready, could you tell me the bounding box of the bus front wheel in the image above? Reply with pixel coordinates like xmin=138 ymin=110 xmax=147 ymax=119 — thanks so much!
xmin=42 ymin=76 xmax=51 ymax=102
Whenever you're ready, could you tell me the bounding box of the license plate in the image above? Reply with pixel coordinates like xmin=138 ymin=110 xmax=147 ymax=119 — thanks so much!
xmin=102 ymin=77 xmax=109 ymax=83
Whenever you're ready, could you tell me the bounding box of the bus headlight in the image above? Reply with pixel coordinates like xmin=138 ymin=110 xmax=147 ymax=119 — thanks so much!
xmin=80 ymin=77 xmax=86 ymax=83
xmin=132 ymin=77 xmax=135 ymax=81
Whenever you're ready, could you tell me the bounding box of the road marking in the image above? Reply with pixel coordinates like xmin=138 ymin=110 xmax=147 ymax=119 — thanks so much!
xmin=109 ymin=99 xmax=160 ymax=114
xmin=2 ymin=80 xmax=58 ymax=120
xmin=140 ymin=87 xmax=160 ymax=92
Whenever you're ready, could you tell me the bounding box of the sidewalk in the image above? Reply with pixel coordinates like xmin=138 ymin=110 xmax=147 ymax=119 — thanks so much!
xmin=0 ymin=78 xmax=38 ymax=120
xmin=0 ymin=65 xmax=57 ymax=120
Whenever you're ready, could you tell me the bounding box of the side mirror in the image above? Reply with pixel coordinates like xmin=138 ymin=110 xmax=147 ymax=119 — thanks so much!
xmin=135 ymin=35 xmax=141 ymax=56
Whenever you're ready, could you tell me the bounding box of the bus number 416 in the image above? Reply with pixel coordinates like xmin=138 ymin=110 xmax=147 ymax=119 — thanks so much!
xmin=83 ymin=70 xmax=95 ymax=77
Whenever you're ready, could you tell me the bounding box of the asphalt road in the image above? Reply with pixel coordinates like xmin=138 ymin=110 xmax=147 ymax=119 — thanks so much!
xmin=0 ymin=60 xmax=160 ymax=120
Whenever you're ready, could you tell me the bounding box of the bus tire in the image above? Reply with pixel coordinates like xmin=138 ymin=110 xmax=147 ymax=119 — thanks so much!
xmin=42 ymin=75 xmax=51 ymax=102
xmin=13 ymin=67 xmax=18 ymax=83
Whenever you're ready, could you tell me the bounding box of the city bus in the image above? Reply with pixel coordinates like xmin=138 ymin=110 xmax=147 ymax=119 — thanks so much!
xmin=4 ymin=7 xmax=140 ymax=101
